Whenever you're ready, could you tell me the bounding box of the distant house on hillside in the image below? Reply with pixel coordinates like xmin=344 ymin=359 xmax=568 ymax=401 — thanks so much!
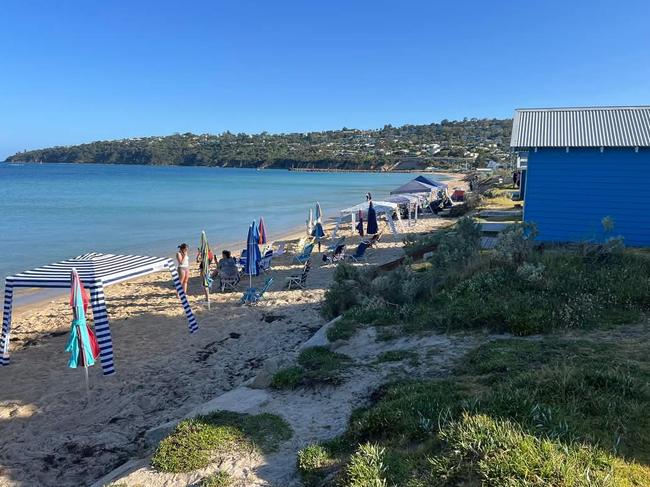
xmin=510 ymin=106 xmax=650 ymax=246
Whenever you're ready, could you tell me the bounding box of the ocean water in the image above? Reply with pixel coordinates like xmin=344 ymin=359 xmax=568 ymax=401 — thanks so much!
xmin=0 ymin=163 xmax=449 ymax=284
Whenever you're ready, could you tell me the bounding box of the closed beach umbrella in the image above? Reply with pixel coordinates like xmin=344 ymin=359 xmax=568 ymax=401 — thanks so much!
xmin=307 ymin=208 xmax=314 ymax=236
xmin=199 ymin=230 xmax=213 ymax=308
xmin=315 ymin=202 xmax=323 ymax=222
xmin=258 ymin=217 xmax=267 ymax=245
xmin=65 ymin=268 xmax=99 ymax=397
xmin=367 ymin=202 xmax=378 ymax=235
xmin=356 ymin=210 xmax=365 ymax=237
xmin=246 ymin=221 xmax=262 ymax=287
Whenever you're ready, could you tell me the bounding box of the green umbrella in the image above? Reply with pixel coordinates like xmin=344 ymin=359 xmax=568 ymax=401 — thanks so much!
xmin=199 ymin=230 xmax=213 ymax=309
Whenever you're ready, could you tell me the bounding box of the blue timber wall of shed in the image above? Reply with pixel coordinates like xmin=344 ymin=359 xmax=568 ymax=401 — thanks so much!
xmin=525 ymin=147 xmax=650 ymax=246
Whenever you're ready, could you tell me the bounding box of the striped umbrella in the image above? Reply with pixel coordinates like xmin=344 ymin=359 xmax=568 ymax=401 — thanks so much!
xmin=65 ymin=268 xmax=99 ymax=397
xmin=246 ymin=221 xmax=262 ymax=287
xmin=258 ymin=217 xmax=267 ymax=245
xmin=199 ymin=230 xmax=213 ymax=309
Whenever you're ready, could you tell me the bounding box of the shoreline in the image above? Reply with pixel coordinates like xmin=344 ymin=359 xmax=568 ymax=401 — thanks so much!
xmin=6 ymin=169 xmax=466 ymax=315
xmin=0 ymin=175 xmax=467 ymax=486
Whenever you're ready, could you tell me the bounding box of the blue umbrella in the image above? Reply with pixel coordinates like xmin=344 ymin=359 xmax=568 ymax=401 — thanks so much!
xmin=246 ymin=221 xmax=262 ymax=287
xmin=367 ymin=202 xmax=378 ymax=235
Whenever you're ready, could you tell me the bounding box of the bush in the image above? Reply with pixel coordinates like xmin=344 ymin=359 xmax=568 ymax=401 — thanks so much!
xmin=375 ymin=350 xmax=417 ymax=364
xmin=345 ymin=443 xmax=388 ymax=487
xmin=297 ymin=444 xmax=339 ymax=486
xmin=327 ymin=316 xmax=362 ymax=342
xmin=151 ymin=411 xmax=292 ymax=473
xmin=271 ymin=366 xmax=304 ymax=390
xmin=494 ymin=222 xmax=538 ymax=265
xmin=199 ymin=471 xmax=234 ymax=487
xmin=272 ymin=347 xmax=354 ymax=389
xmin=322 ymin=263 xmax=369 ymax=319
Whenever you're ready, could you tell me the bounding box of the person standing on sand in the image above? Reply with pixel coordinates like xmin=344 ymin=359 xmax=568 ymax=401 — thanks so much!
xmin=176 ymin=243 xmax=190 ymax=294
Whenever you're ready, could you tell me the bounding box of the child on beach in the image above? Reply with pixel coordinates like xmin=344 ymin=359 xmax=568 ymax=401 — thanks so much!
xmin=176 ymin=243 xmax=190 ymax=294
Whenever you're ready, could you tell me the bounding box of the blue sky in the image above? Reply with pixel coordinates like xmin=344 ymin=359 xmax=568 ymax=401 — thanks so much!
xmin=1 ymin=0 xmax=649 ymax=158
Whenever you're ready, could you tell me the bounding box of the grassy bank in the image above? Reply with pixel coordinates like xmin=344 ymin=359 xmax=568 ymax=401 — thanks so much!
xmin=297 ymin=334 xmax=650 ymax=486
xmin=308 ymin=217 xmax=650 ymax=485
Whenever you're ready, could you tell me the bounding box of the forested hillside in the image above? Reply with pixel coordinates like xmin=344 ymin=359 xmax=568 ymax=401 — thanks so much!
xmin=6 ymin=118 xmax=512 ymax=170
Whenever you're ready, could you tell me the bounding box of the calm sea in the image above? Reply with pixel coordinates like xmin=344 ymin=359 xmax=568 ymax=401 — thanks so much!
xmin=0 ymin=163 xmax=449 ymax=284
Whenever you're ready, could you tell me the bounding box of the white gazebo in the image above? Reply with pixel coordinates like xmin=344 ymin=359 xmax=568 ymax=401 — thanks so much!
xmin=339 ymin=200 xmax=402 ymax=235
xmin=1 ymin=253 xmax=198 ymax=376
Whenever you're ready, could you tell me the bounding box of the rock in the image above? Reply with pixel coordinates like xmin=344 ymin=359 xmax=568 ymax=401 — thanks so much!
xmin=250 ymin=358 xmax=279 ymax=389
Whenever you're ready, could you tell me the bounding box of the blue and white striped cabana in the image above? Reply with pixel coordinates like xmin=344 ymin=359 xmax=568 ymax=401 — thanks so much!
xmin=1 ymin=253 xmax=198 ymax=376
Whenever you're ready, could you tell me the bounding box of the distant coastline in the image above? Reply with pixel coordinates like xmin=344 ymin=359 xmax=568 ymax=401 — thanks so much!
xmin=4 ymin=118 xmax=513 ymax=170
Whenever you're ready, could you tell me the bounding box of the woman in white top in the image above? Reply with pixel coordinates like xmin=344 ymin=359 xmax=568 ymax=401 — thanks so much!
xmin=176 ymin=243 xmax=190 ymax=294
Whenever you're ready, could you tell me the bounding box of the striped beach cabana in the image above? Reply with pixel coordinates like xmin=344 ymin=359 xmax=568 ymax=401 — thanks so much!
xmin=1 ymin=253 xmax=198 ymax=376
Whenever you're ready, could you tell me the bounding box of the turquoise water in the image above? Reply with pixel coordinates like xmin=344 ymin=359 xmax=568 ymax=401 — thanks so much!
xmin=0 ymin=163 xmax=446 ymax=283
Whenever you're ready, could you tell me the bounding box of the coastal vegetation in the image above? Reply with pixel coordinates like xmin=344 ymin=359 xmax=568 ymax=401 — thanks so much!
xmin=5 ymin=118 xmax=512 ymax=170
xmin=151 ymin=411 xmax=291 ymax=473
xmin=271 ymin=346 xmax=353 ymax=389
xmin=306 ymin=214 xmax=650 ymax=485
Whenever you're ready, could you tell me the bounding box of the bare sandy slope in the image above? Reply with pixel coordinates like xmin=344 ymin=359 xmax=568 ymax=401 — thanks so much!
xmin=0 ymin=182 xmax=465 ymax=487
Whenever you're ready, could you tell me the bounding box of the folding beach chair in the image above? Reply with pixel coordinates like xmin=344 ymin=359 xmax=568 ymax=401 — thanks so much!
xmin=275 ymin=242 xmax=287 ymax=256
xmin=286 ymin=259 xmax=312 ymax=290
xmin=294 ymin=242 xmax=315 ymax=264
xmin=322 ymin=244 xmax=346 ymax=264
xmin=240 ymin=277 xmax=274 ymax=305
xmin=220 ymin=275 xmax=240 ymax=292
xmin=362 ymin=231 xmax=383 ymax=248
xmin=259 ymin=249 xmax=274 ymax=274
xmin=347 ymin=242 xmax=370 ymax=262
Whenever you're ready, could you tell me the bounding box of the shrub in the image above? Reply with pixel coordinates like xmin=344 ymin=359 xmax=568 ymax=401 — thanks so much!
xmin=494 ymin=222 xmax=538 ymax=265
xmin=151 ymin=411 xmax=291 ymax=473
xmin=327 ymin=316 xmax=362 ymax=341
xmin=199 ymin=471 xmax=234 ymax=487
xmin=345 ymin=443 xmax=388 ymax=487
xmin=322 ymin=263 xmax=369 ymax=319
xmin=271 ymin=366 xmax=304 ymax=390
xmin=297 ymin=444 xmax=339 ymax=486
xmin=272 ymin=347 xmax=354 ymax=389
xmin=375 ymin=350 xmax=417 ymax=363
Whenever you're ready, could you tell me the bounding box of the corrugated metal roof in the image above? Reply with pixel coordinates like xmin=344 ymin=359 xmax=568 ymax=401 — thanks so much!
xmin=510 ymin=106 xmax=650 ymax=148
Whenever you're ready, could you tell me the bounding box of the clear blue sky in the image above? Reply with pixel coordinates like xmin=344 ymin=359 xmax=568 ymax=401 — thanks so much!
xmin=1 ymin=0 xmax=649 ymax=158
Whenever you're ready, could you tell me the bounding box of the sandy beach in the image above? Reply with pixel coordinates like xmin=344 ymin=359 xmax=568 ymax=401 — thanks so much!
xmin=0 ymin=176 xmax=466 ymax=487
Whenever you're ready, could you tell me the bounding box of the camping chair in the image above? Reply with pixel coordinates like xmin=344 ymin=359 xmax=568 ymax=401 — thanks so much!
xmin=220 ymin=275 xmax=240 ymax=292
xmin=275 ymin=242 xmax=287 ymax=256
xmin=237 ymin=249 xmax=248 ymax=273
xmin=259 ymin=249 xmax=274 ymax=274
xmin=294 ymin=242 xmax=315 ymax=264
xmin=240 ymin=277 xmax=274 ymax=305
xmin=286 ymin=259 xmax=311 ymax=290
xmin=347 ymin=242 xmax=370 ymax=262
xmin=362 ymin=232 xmax=383 ymax=248
xmin=322 ymin=244 xmax=346 ymax=264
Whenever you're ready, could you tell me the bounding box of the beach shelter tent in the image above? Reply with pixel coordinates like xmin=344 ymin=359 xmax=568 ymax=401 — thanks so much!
xmin=1 ymin=253 xmax=198 ymax=376
xmin=340 ymin=201 xmax=401 ymax=235
xmin=390 ymin=179 xmax=437 ymax=196
xmin=414 ymin=175 xmax=448 ymax=190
